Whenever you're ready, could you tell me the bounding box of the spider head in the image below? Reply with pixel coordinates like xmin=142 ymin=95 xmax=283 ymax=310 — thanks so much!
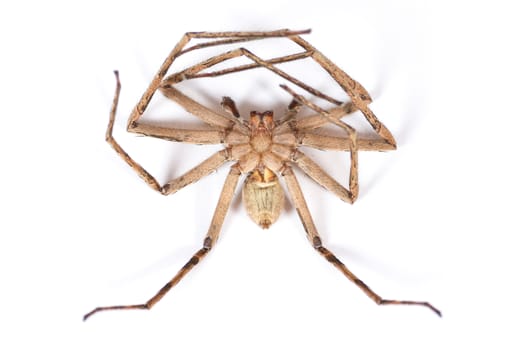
xmin=249 ymin=111 xmax=275 ymax=132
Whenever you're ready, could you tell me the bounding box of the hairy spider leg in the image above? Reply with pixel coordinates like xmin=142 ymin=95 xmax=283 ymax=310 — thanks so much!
xmin=290 ymin=35 xmax=396 ymax=147
xmin=281 ymin=84 xmax=359 ymax=202
xmin=127 ymin=31 xmax=340 ymax=143
xmin=105 ymin=71 xmax=232 ymax=195
xmin=84 ymin=165 xmax=241 ymax=321
xmin=281 ymin=165 xmax=441 ymax=317
xmin=128 ymin=29 xmax=313 ymax=127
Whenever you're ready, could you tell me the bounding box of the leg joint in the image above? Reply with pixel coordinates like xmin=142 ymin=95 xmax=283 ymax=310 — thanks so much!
xmin=312 ymin=236 xmax=323 ymax=248
xmin=203 ymin=237 xmax=213 ymax=249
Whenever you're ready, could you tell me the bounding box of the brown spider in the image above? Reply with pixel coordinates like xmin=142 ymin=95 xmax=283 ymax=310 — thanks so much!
xmin=84 ymin=29 xmax=440 ymax=320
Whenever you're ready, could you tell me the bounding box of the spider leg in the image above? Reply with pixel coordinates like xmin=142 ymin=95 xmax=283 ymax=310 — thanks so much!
xmin=189 ymin=52 xmax=314 ymax=79
xmin=303 ymin=133 xmax=395 ymax=152
xmin=162 ymin=149 xmax=231 ymax=195
xmin=301 ymin=132 xmax=396 ymax=152
xmin=154 ymin=48 xmax=252 ymax=130
xmin=281 ymin=85 xmax=359 ymax=202
xmin=289 ymin=36 xmax=372 ymax=103
xmin=294 ymin=102 xmax=357 ymax=130
xmin=164 ymin=51 xmax=313 ymax=85
xmin=180 ymin=29 xmax=310 ymax=53
xmin=106 ymin=71 xmax=162 ymax=192
xmin=129 ymin=122 xmax=226 ymax=145
xmin=289 ymin=36 xmax=396 ymax=146
xmin=238 ymin=48 xmax=342 ymax=105
xmin=162 ymin=47 xmax=342 ymax=106
xmin=128 ymin=29 xmax=311 ymax=128
xmin=106 ymin=71 xmax=232 ymax=195
xmin=155 ymin=45 xmax=342 ymax=134
xmin=125 ymin=84 xmax=229 ymax=144
xmin=292 ymin=150 xmax=357 ymax=203
xmin=281 ymin=165 xmax=441 ymax=317
xmin=131 ymin=30 xmax=365 ymax=140
xmin=274 ymin=102 xmax=358 ymax=133
xmin=152 ymin=85 xmax=242 ymax=130
xmin=185 ymin=29 xmax=310 ymax=40
xmin=83 ymin=165 xmax=242 ymax=321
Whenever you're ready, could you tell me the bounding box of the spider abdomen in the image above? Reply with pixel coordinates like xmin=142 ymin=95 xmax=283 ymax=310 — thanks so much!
xmin=242 ymin=167 xmax=284 ymax=229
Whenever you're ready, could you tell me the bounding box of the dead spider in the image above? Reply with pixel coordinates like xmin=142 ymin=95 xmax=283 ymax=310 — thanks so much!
xmin=84 ymin=29 xmax=440 ymax=320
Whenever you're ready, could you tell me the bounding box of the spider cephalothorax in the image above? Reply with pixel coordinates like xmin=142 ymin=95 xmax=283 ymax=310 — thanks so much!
xmin=84 ymin=29 xmax=440 ymax=321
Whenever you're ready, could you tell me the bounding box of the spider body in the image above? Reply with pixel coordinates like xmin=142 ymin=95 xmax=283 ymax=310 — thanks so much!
xmin=84 ymin=29 xmax=441 ymax=321
xmin=237 ymin=110 xmax=287 ymax=229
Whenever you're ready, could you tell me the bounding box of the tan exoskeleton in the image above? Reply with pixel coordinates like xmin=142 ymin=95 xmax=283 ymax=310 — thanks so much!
xmin=84 ymin=29 xmax=441 ymax=320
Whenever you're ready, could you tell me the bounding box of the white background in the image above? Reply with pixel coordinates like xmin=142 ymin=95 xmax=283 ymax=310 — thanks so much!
xmin=1 ymin=1 xmax=524 ymax=349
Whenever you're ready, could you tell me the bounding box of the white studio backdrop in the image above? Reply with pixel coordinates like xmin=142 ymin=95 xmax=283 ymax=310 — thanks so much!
xmin=0 ymin=1 xmax=524 ymax=349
